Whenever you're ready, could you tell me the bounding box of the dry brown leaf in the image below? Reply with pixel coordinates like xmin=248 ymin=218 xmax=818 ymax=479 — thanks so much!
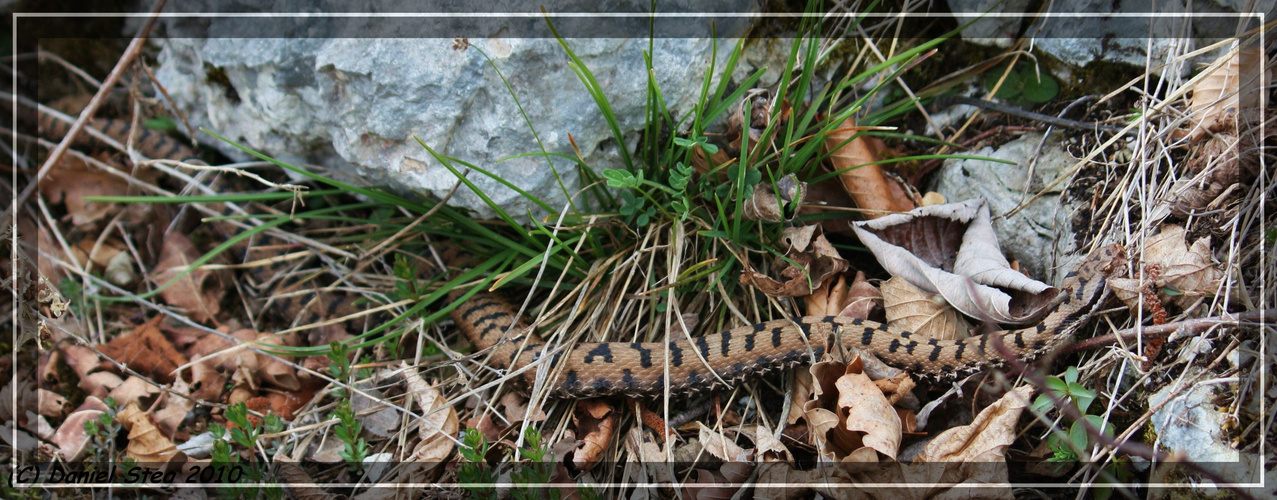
xmin=107 ymin=376 xmax=161 ymax=409
xmin=151 ymin=232 xmax=225 ymax=323
xmin=744 ymin=425 xmax=792 ymax=462
xmin=500 ymin=391 xmax=547 ymax=424
xmin=117 ymin=402 xmax=180 ymax=463
xmin=1187 ymin=46 xmax=1270 ymax=142
xmin=740 ymin=225 xmax=849 ymax=297
xmin=696 ymin=422 xmax=753 ymax=462
xmin=872 ymin=372 xmax=917 ymax=406
xmin=743 ymin=174 xmax=806 ymax=222
xmin=574 ymin=399 xmax=617 ymax=469
xmin=835 ymin=369 xmax=901 ymax=461
xmin=39 ymin=155 xmax=146 ymax=226
xmin=881 ymin=276 xmax=970 ymax=341
xmin=824 ymin=117 xmax=915 ymax=218
xmin=1145 ymin=225 xmax=1222 ymax=308
xmin=188 ymin=355 xmax=228 ymax=401
xmin=400 ymin=362 xmax=457 ymax=478
xmin=852 ymin=199 xmax=1058 ymax=324
xmin=253 ymin=333 xmax=300 ymax=391
xmin=915 ymin=385 xmax=1033 ymax=462
xmin=38 ymin=389 xmax=70 ymax=418
xmin=98 ymin=316 xmax=189 ymax=384
xmin=60 ymin=343 xmax=104 ymax=379
xmin=78 ymin=371 xmax=125 ymax=400
xmin=276 ymin=455 xmax=338 ymax=500
xmin=152 ymin=377 xmax=195 ymax=437
xmin=351 ymin=383 xmax=399 ymax=438
xmin=624 ymin=427 xmax=676 ymax=484
xmin=690 ymin=143 xmax=731 ymax=175
xmin=50 ymin=408 xmax=102 ymax=461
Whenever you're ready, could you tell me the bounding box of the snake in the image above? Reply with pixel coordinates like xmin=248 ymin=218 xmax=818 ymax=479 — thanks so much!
xmin=32 ymin=104 xmax=1128 ymax=400
xmin=448 ymin=244 xmax=1127 ymax=398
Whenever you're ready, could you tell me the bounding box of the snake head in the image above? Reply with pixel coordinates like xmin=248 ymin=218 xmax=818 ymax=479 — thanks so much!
xmin=1071 ymin=244 xmax=1128 ymax=308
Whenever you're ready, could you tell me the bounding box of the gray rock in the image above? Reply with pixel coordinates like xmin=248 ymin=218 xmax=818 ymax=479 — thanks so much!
xmin=927 ymin=132 xmax=1080 ymax=283
xmin=155 ymin=30 xmax=747 ymax=218
xmin=947 ymin=0 xmax=1033 ymax=48
xmin=1025 ymin=0 xmax=1271 ymax=71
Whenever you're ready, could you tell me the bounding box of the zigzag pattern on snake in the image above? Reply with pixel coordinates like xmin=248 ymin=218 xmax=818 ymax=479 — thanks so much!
xmin=448 ymin=244 xmax=1127 ymax=398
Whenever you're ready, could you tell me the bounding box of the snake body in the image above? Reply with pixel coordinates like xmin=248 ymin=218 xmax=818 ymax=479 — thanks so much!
xmin=450 ymin=245 xmax=1126 ymax=398
xmin=37 ymin=110 xmax=1126 ymax=399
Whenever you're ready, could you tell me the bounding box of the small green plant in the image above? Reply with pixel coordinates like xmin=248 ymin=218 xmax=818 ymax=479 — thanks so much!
xmin=458 ymin=427 xmax=497 ymax=500
xmin=327 ymin=341 xmax=353 ymax=398
xmin=1032 ymin=367 xmax=1132 ymax=499
xmin=211 ymin=403 xmax=282 ymax=499
xmin=984 ymin=63 xmax=1059 ymax=104
xmin=333 ymin=400 xmax=369 ymax=473
xmin=224 ymin=401 xmax=262 ymax=451
xmin=83 ymin=397 xmax=122 ymax=464
xmin=512 ymin=427 xmax=558 ymax=500
xmin=392 ymin=253 xmax=422 ymax=301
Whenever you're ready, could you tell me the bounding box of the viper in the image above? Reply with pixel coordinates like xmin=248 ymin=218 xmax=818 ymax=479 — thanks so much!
xmin=448 ymin=244 xmax=1127 ymax=398
xmin=35 ymin=108 xmax=1127 ymax=400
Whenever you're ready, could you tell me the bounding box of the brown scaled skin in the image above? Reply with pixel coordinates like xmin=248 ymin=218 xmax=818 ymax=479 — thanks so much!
xmin=449 ymin=244 xmax=1127 ymax=399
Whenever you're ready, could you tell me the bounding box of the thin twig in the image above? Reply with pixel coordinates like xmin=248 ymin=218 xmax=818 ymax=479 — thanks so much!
xmin=939 ymin=96 xmax=1133 ymax=135
xmin=1063 ymin=309 xmax=1273 ymax=355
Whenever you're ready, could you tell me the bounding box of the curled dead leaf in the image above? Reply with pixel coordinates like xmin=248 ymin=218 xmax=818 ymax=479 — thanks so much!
xmin=253 ymin=333 xmax=300 ymax=391
xmin=38 ymin=389 xmax=70 ymax=418
xmin=574 ymin=399 xmax=617 ymax=470
xmin=740 ymin=225 xmax=848 ymax=297
xmin=1186 ymin=46 xmax=1270 ymax=142
xmin=78 ymin=371 xmax=125 ymax=400
xmin=117 ymin=402 xmax=179 ymax=463
xmin=107 ymin=376 xmax=162 ymax=409
xmin=852 ymin=199 xmax=1058 ymax=324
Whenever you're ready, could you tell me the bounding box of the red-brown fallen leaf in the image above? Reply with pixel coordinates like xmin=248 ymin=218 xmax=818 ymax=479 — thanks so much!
xmin=500 ymin=392 xmax=547 ymax=424
xmin=805 ymin=271 xmax=883 ymax=320
xmin=39 ymin=155 xmax=155 ymax=226
xmin=150 ymin=232 xmax=225 ymax=323
xmin=117 ymin=402 xmax=180 ymax=463
xmin=188 ymin=356 xmax=227 ymax=401
xmin=573 ymin=399 xmax=617 ymax=469
xmin=98 ymin=316 xmax=189 ymax=384
xmin=823 ymin=118 xmax=915 ymax=219
xmin=264 ymin=386 xmax=315 ymax=421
